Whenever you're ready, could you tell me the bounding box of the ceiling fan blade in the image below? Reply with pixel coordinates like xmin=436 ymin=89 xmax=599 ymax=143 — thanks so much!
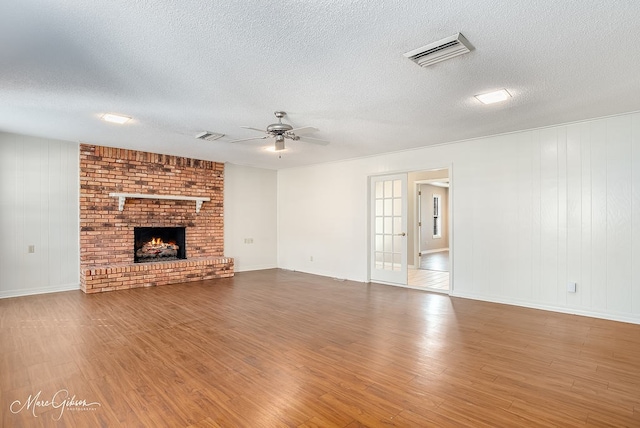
xmin=288 ymin=126 xmax=318 ymax=135
xmin=240 ymin=126 xmax=267 ymax=133
xmin=229 ymin=136 xmax=269 ymax=143
xmin=298 ymin=135 xmax=329 ymax=145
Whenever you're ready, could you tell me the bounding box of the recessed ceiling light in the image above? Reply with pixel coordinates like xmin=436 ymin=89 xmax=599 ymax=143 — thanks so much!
xmin=475 ymin=89 xmax=512 ymax=105
xmin=101 ymin=113 xmax=132 ymax=124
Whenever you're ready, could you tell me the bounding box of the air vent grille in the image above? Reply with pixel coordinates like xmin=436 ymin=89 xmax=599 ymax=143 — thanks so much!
xmin=195 ymin=131 xmax=225 ymax=141
xmin=404 ymin=33 xmax=473 ymax=67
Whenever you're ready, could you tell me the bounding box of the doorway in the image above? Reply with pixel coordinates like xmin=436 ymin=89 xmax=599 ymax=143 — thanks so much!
xmin=369 ymin=168 xmax=452 ymax=294
xmin=408 ymin=169 xmax=451 ymax=292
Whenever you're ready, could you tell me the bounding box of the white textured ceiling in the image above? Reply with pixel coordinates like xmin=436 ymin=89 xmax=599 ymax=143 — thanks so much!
xmin=2 ymin=1 xmax=640 ymax=169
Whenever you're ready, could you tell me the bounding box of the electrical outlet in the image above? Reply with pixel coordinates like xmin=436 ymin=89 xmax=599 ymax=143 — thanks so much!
xmin=310 ymin=256 xmax=313 ymax=262
xmin=244 ymin=238 xmax=254 ymax=244
xmin=567 ymin=282 xmax=577 ymax=293
xmin=28 ymin=245 xmax=35 ymax=253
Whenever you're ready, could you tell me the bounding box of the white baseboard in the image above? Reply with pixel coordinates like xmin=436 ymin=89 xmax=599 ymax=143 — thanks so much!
xmin=449 ymin=290 xmax=640 ymax=325
xmin=420 ymin=248 xmax=449 ymax=255
xmin=234 ymin=263 xmax=278 ymax=273
xmin=0 ymin=283 xmax=80 ymax=299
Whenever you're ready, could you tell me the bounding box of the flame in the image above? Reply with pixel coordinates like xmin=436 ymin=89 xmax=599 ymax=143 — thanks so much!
xmin=150 ymin=237 xmax=163 ymax=246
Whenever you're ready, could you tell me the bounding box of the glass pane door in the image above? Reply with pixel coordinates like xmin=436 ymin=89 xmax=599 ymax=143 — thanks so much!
xmin=370 ymin=173 xmax=407 ymax=285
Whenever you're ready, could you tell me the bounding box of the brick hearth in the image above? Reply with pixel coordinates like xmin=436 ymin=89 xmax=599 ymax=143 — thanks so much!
xmin=79 ymin=144 xmax=233 ymax=293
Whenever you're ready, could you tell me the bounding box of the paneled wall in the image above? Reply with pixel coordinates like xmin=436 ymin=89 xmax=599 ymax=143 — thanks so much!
xmin=278 ymin=112 xmax=640 ymax=324
xmin=0 ymin=133 xmax=79 ymax=298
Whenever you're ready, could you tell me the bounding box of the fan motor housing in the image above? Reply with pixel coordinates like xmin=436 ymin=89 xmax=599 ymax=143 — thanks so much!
xmin=267 ymin=123 xmax=293 ymax=134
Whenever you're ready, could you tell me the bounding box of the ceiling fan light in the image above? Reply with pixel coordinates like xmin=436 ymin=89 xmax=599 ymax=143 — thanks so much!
xmin=275 ymin=136 xmax=285 ymax=151
xmin=265 ymin=145 xmax=286 ymax=152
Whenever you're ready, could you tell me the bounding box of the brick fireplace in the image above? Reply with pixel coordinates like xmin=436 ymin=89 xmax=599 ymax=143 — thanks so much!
xmin=79 ymin=144 xmax=234 ymax=293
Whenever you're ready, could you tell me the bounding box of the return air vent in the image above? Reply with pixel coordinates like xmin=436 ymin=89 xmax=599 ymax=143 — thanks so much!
xmin=404 ymin=33 xmax=473 ymax=67
xmin=195 ymin=131 xmax=225 ymax=141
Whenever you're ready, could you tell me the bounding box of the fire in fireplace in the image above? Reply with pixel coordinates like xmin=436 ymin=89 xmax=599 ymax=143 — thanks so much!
xmin=134 ymin=227 xmax=186 ymax=263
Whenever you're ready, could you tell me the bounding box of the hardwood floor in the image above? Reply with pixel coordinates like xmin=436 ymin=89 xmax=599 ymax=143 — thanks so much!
xmin=2 ymin=269 xmax=640 ymax=427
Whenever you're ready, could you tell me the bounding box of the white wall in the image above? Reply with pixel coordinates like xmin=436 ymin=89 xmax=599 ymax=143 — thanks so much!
xmin=224 ymin=163 xmax=278 ymax=272
xmin=0 ymin=133 xmax=79 ymax=298
xmin=278 ymin=112 xmax=640 ymax=324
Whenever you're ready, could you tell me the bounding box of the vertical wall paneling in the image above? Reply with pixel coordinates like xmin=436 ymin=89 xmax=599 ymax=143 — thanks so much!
xmin=451 ymin=163 xmax=473 ymax=293
xmin=470 ymin=145 xmax=487 ymax=296
xmin=501 ymin=139 xmax=520 ymax=299
xmin=48 ymin=141 xmax=62 ymax=286
xmin=0 ymin=133 xmax=79 ymax=298
xmin=580 ymin=123 xmax=593 ymax=308
xmin=22 ymin=141 xmax=40 ymax=289
xmin=539 ymin=127 xmax=559 ymax=304
xmin=557 ymin=126 xmax=568 ymax=305
xmin=39 ymin=141 xmax=50 ymax=290
xmin=590 ymin=120 xmax=608 ymax=312
xmin=606 ymin=115 xmax=633 ymax=314
xmin=277 ymin=111 xmax=640 ymax=324
xmin=530 ymin=130 xmax=542 ymax=302
xmin=516 ymin=132 xmax=533 ymax=300
xmin=632 ymin=114 xmax=640 ymax=315
xmin=0 ymin=141 xmax=19 ymax=290
xmin=566 ymin=123 xmax=582 ymax=308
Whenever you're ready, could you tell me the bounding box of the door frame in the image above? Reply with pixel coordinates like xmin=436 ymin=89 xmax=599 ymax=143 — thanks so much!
xmin=368 ymin=165 xmax=454 ymax=294
xmin=414 ymin=177 xmax=450 ymax=261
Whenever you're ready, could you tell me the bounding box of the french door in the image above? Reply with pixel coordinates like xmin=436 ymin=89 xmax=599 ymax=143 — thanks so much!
xmin=370 ymin=173 xmax=408 ymax=285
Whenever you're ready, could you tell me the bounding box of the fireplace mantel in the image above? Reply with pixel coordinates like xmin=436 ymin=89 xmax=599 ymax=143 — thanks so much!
xmin=109 ymin=192 xmax=211 ymax=213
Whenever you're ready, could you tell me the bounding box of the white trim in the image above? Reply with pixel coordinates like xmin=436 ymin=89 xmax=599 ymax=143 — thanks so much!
xmin=369 ymin=279 xmax=410 ymax=287
xmin=0 ymin=283 xmax=80 ymax=299
xmin=421 ymin=248 xmax=449 ymax=255
xmin=450 ymin=291 xmax=640 ymax=326
xmin=234 ymin=263 xmax=278 ymax=272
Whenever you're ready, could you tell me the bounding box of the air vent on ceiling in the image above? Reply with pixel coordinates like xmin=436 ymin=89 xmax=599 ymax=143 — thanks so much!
xmin=404 ymin=33 xmax=473 ymax=67
xmin=195 ymin=131 xmax=225 ymax=141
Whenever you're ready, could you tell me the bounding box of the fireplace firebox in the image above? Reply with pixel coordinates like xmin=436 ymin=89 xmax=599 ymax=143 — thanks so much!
xmin=134 ymin=227 xmax=186 ymax=263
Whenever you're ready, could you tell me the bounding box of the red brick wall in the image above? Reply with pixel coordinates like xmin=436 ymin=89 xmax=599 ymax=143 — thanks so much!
xmin=79 ymin=144 xmax=233 ymax=293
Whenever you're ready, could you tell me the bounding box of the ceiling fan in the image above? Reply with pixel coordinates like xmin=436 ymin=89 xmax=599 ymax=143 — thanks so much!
xmin=230 ymin=111 xmax=329 ymax=151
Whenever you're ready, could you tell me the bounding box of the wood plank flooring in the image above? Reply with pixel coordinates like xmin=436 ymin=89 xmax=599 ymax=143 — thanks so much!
xmin=2 ymin=269 xmax=640 ymax=427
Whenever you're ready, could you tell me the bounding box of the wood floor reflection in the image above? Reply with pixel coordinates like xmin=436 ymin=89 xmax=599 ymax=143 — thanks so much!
xmin=2 ymin=269 xmax=640 ymax=427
